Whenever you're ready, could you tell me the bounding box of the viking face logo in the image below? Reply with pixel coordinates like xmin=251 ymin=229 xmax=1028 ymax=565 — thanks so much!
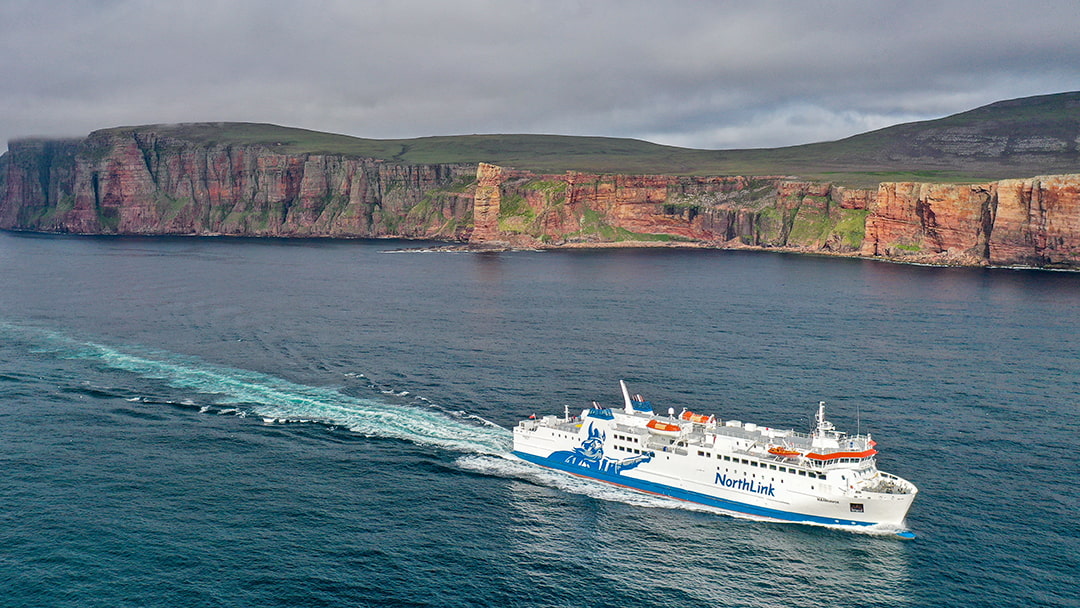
xmin=576 ymin=424 xmax=606 ymax=460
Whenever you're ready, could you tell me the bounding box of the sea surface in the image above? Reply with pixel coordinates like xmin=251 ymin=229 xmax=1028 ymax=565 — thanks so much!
xmin=0 ymin=232 xmax=1077 ymax=608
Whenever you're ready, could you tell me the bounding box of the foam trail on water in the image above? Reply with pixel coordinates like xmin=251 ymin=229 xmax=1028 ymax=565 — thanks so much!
xmin=3 ymin=322 xmax=511 ymax=455
xmin=1 ymin=322 xmax=909 ymax=535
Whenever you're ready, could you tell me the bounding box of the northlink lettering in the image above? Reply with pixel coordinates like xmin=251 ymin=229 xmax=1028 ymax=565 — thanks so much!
xmin=715 ymin=473 xmax=776 ymax=496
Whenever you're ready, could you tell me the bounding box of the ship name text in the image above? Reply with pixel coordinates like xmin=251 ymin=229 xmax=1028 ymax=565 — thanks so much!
xmin=715 ymin=473 xmax=775 ymax=496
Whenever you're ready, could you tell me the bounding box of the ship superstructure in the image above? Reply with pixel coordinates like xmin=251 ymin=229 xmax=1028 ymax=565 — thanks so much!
xmin=512 ymin=381 xmax=917 ymax=533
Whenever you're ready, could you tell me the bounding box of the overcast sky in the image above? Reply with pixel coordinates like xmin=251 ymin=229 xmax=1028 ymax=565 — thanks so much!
xmin=3 ymin=0 xmax=1079 ymax=151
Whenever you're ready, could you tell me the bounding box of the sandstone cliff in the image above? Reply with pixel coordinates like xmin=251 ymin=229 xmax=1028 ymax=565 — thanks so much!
xmin=466 ymin=165 xmax=873 ymax=254
xmin=464 ymin=164 xmax=1080 ymax=268
xmin=862 ymin=175 xmax=1080 ymax=267
xmin=0 ymin=128 xmax=475 ymax=239
xmin=3 ymin=127 xmax=1079 ymax=269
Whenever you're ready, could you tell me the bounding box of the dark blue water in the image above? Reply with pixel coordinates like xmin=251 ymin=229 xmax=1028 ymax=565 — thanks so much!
xmin=0 ymin=233 xmax=1077 ymax=607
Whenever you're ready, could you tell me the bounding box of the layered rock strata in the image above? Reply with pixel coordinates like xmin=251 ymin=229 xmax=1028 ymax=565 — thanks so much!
xmin=0 ymin=129 xmax=475 ymax=239
xmin=467 ymin=166 xmax=1080 ymax=267
xmin=466 ymin=169 xmax=873 ymax=254
xmin=862 ymin=175 xmax=1080 ymax=266
xmin=3 ymin=129 xmax=1079 ymax=268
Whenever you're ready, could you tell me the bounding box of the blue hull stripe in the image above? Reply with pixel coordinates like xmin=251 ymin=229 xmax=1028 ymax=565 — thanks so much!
xmin=512 ymin=450 xmax=875 ymax=527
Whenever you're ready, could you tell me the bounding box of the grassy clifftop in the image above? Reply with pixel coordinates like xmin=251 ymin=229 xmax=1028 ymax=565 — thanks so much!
xmin=96 ymin=91 xmax=1080 ymax=187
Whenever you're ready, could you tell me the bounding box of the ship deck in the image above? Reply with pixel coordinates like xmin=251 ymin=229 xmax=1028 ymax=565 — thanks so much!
xmin=530 ymin=408 xmax=881 ymax=475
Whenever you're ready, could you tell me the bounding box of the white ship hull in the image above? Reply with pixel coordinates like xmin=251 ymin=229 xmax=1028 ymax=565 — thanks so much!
xmin=512 ymin=382 xmax=917 ymax=532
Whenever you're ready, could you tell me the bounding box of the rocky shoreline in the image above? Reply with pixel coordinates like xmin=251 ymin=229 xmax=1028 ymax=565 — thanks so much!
xmin=2 ymin=127 xmax=1079 ymax=269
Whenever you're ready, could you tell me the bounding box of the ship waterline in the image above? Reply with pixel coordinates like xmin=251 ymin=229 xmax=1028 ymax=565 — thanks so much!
xmin=512 ymin=381 xmax=918 ymax=534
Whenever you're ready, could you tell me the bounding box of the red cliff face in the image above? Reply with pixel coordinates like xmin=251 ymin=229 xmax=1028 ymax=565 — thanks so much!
xmin=468 ymin=169 xmax=791 ymax=247
xmin=469 ymin=163 xmax=505 ymax=245
xmin=0 ymin=139 xmax=81 ymax=230
xmin=991 ymin=175 xmax=1080 ymax=266
xmin=1 ymin=129 xmax=475 ymax=239
xmin=4 ymin=131 xmax=1079 ymax=268
xmin=467 ymin=168 xmax=875 ymax=254
xmin=862 ymin=175 xmax=1080 ymax=266
xmin=470 ymin=164 xmax=1080 ymax=267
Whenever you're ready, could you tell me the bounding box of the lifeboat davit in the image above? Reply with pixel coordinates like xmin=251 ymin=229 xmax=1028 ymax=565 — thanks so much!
xmin=767 ymin=446 xmax=802 ymax=457
xmin=679 ymin=410 xmax=714 ymax=424
xmin=646 ymin=419 xmax=682 ymax=436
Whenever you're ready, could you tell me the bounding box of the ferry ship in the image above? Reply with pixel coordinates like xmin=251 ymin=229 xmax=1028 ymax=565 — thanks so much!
xmin=512 ymin=381 xmax=917 ymax=535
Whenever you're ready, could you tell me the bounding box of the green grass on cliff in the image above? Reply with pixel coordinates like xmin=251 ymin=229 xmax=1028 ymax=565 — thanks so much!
xmin=98 ymin=92 xmax=1080 ymax=187
xmin=834 ymin=208 xmax=869 ymax=249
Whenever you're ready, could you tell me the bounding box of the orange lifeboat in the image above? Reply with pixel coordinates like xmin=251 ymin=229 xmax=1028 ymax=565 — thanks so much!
xmin=679 ymin=410 xmax=714 ymax=424
xmin=767 ymin=446 xmax=802 ymax=458
xmin=646 ymin=419 xmax=682 ymax=436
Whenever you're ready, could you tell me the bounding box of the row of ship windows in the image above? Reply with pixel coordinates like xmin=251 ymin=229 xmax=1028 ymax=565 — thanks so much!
xmin=700 ymin=451 xmax=825 ymax=479
xmin=612 ymin=443 xmax=824 ymax=479
xmin=607 ymin=437 xmax=831 ymax=480
xmin=718 ymin=466 xmax=822 ymax=484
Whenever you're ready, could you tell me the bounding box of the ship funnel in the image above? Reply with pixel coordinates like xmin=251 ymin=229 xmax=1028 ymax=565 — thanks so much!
xmin=622 ymin=380 xmax=654 ymax=414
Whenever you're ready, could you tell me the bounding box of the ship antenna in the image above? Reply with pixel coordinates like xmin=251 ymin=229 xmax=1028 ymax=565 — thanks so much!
xmin=814 ymin=401 xmax=835 ymax=439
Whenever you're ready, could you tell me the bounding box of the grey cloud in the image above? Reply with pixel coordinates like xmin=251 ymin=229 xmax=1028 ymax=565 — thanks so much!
xmin=2 ymin=0 xmax=1079 ymax=150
